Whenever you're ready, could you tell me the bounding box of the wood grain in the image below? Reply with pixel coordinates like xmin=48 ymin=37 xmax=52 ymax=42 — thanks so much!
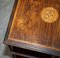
xmin=8 ymin=0 xmax=60 ymax=50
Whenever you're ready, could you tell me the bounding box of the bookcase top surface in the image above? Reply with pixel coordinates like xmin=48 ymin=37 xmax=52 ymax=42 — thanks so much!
xmin=6 ymin=0 xmax=60 ymax=56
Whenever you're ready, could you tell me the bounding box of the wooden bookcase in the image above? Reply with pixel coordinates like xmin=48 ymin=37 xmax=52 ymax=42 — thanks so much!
xmin=4 ymin=0 xmax=60 ymax=58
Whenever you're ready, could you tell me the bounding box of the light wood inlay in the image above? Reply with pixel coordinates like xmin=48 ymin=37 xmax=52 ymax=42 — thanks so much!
xmin=40 ymin=7 xmax=58 ymax=23
xmin=8 ymin=0 xmax=60 ymax=50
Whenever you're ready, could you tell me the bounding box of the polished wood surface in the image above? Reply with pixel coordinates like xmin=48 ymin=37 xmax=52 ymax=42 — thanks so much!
xmin=8 ymin=0 xmax=60 ymax=50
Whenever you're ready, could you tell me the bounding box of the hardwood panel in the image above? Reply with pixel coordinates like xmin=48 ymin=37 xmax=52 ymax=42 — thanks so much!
xmin=8 ymin=0 xmax=60 ymax=50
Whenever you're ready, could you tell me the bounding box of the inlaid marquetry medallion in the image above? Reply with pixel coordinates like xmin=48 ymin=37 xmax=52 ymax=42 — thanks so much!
xmin=40 ymin=7 xmax=59 ymax=23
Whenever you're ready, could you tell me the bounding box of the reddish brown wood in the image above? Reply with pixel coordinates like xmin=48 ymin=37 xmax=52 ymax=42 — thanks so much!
xmin=8 ymin=0 xmax=60 ymax=50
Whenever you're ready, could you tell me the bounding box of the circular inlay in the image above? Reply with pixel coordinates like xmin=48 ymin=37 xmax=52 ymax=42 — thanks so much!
xmin=40 ymin=7 xmax=58 ymax=23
